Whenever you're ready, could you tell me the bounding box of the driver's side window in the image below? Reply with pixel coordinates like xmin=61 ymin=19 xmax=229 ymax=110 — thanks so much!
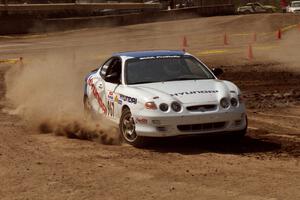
xmin=100 ymin=58 xmax=112 ymax=78
xmin=100 ymin=57 xmax=122 ymax=84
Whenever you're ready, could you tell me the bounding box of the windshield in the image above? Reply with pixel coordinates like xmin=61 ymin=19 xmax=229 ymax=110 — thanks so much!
xmin=125 ymin=55 xmax=215 ymax=85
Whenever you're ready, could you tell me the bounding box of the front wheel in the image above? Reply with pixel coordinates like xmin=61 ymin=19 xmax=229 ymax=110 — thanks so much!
xmin=229 ymin=116 xmax=248 ymax=139
xmin=231 ymin=127 xmax=247 ymax=138
xmin=119 ymin=108 xmax=147 ymax=147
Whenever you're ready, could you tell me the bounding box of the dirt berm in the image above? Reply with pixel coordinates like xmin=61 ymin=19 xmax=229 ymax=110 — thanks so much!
xmin=0 ymin=5 xmax=234 ymax=35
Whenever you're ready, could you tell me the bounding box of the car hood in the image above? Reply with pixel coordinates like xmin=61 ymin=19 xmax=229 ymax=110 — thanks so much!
xmin=238 ymin=6 xmax=251 ymax=9
xmin=131 ymin=79 xmax=239 ymax=105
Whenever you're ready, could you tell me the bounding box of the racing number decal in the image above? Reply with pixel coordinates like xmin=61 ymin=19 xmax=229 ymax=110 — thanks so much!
xmin=107 ymin=101 xmax=115 ymax=117
xmin=88 ymin=78 xmax=107 ymax=114
xmin=107 ymin=91 xmax=115 ymax=117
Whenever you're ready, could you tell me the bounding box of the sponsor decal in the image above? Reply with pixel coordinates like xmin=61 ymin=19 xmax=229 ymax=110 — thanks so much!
xmin=140 ymin=55 xmax=181 ymax=60
xmin=170 ymin=90 xmax=219 ymax=97
xmin=140 ymin=56 xmax=155 ymax=60
xmin=135 ymin=117 xmax=148 ymax=124
xmin=108 ymin=92 xmax=123 ymax=105
xmin=114 ymin=95 xmax=122 ymax=105
xmin=119 ymin=94 xmax=137 ymax=104
xmin=155 ymin=55 xmax=180 ymax=58
xmin=88 ymin=78 xmax=107 ymax=114
xmin=107 ymin=101 xmax=114 ymax=117
xmin=98 ymin=83 xmax=103 ymax=89
xmin=108 ymin=91 xmax=114 ymax=101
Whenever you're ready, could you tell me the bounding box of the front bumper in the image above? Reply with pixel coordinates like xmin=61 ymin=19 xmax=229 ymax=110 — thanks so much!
xmin=133 ymin=107 xmax=247 ymax=137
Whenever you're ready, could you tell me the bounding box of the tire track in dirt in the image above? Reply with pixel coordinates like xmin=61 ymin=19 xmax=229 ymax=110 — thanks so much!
xmin=218 ymin=62 xmax=300 ymax=157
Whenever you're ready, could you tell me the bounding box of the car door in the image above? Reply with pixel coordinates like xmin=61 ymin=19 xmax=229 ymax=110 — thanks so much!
xmin=87 ymin=58 xmax=112 ymax=115
xmin=98 ymin=57 xmax=122 ymax=121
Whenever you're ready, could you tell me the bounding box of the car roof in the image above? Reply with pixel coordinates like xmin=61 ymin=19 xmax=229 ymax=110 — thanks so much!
xmin=113 ymin=50 xmax=185 ymax=58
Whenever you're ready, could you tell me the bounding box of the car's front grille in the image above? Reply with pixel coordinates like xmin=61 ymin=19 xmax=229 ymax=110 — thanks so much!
xmin=186 ymin=104 xmax=217 ymax=112
xmin=177 ymin=122 xmax=226 ymax=132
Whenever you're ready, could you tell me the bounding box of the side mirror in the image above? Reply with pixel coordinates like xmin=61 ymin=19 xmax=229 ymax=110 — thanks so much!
xmin=105 ymin=72 xmax=120 ymax=84
xmin=212 ymin=68 xmax=224 ymax=77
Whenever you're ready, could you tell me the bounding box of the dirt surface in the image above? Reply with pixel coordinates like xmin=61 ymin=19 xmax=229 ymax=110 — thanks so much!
xmin=0 ymin=13 xmax=300 ymax=200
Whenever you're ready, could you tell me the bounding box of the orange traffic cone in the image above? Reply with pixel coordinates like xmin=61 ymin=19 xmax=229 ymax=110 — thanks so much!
xmin=19 ymin=57 xmax=24 ymax=69
xmin=276 ymin=29 xmax=282 ymax=40
xmin=182 ymin=36 xmax=188 ymax=51
xmin=248 ymin=44 xmax=253 ymax=60
xmin=223 ymin=33 xmax=228 ymax=45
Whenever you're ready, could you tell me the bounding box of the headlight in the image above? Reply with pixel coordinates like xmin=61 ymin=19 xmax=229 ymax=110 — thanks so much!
xmin=145 ymin=102 xmax=157 ymax=110
xmin=159 ymin=103 xmax=169 ymax=112
xmin=220 ymin=98 xmax=230 ymax=109
xmin=231 ymin=97 xmax=238 ymax=107
xmin=171 ymin=102 xmax=182 ymax=112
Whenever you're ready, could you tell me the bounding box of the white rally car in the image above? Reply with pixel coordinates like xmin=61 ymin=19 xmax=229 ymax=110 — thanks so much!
xmin=287 ymin=1 xmax=300 ymax=13
xmin=84 ymin=50 xmax=247 ymax=147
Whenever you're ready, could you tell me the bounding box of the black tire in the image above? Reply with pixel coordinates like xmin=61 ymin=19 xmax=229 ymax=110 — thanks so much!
xmin=267 ymin=9 xmax=274 ymax=13
xmin=119 ymin=108 xmax=147 ymax=147
xmin=229 ymin=116 xmax=248 ymax=139
xmin=232 ymin=127 xmax=247 ymax=138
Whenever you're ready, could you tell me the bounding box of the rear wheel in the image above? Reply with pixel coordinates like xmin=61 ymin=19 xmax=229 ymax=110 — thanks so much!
xmin=119 ymin=108 xmax=147 ymax=147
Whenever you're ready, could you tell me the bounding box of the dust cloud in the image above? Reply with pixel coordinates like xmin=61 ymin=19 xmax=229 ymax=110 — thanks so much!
xmin=4 ymin=51 xmax=120 ymax=144
xmin=3 ymin=14 xmax=300 ymax=145
xmin=263 ymin=29 xmax=300 ymax=72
